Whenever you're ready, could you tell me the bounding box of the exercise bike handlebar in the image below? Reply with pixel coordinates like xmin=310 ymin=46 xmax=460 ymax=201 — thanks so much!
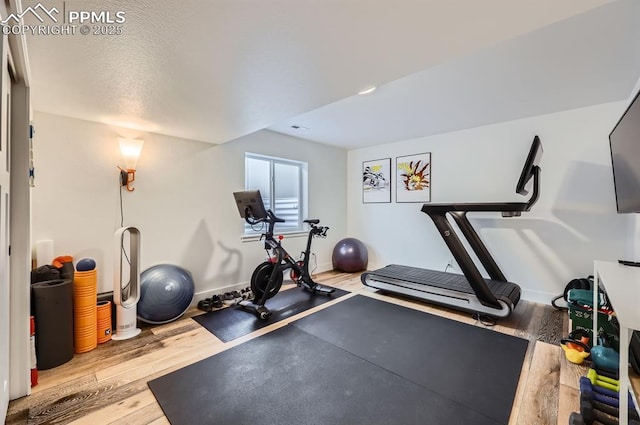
xmin=268 ymin=210 xmax=286 ymax=223
xmin=245 ymin=209 xmax=328 ymax=240
xmin=244 ymin=209 xmax=285 ymax=225
xmin=310 ymin=225 xmax=329 ymax=238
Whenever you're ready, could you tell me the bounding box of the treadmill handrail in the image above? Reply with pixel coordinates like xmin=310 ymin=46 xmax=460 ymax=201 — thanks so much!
xmin=364 ymin=138 xmax=540 ymax=316
xmin=525 ymin=166 xmax=540 ymax=210
xmin=426 ymin=211 xmax=503 ymax=309
xmin=421 ymin=165 xmax=540 ymax=215
xmin=421 ymin=202 xmax=528 ymax=213
xmin=418 ymin=157 xmax=540 ymax=310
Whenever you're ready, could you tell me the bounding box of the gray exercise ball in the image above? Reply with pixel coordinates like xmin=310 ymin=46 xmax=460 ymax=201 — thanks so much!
xmin=332 ymin=238 xmax=368 ymax=272
xmin=137 ymin=264 xmax=195 ymax=324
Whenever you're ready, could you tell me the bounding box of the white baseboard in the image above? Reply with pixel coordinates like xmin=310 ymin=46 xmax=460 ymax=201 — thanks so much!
xmin=520 ymin=288 xmax=555 ymax=306
xmin=193 ymin=281 xmax=250 ymax=304
xmin=312 ymin=262 xmax=333 ymax=274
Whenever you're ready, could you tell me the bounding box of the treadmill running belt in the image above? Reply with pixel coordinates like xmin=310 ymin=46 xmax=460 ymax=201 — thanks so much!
xmin=362 ymin=264 xmax=521 ymax=316
xmin=369 ymin=265 xmax=476 ymax=293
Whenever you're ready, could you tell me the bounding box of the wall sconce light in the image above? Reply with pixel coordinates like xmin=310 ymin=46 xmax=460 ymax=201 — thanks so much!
xmin=118 ymin=138 xmax=144 ymax=191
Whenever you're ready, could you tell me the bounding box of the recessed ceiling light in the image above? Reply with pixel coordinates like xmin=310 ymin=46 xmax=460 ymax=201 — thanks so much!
xmin=358 ymin=86 xmax=377 ymax=95
xmin=291 ymin=125 xmax=309 ymax=131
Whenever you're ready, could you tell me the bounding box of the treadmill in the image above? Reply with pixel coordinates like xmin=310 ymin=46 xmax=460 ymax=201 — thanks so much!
xmin=361 ymin=136 xmax=542 ymax=318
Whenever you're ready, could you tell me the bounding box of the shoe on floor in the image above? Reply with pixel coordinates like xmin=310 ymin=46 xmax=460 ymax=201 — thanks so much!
xmin=211 ymin=295 xmax=223 ymax=308
xmin=232 ymin=290 xmax=243 ymax=302
xmin=241 ymin=288 xmax=254 ymax=300
xmin=223 ymin=292 xmax=239 ymax=306
xmin=197 ymin=298 xmax=213 ymax=312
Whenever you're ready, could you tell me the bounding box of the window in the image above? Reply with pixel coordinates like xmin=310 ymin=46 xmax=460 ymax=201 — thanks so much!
xmin=244 ymin=153 xmax=308 ymax=236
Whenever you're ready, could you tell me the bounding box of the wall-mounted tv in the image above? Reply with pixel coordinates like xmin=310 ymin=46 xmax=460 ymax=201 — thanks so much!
xmin=609 ymin=88 xmax=640 ymax=213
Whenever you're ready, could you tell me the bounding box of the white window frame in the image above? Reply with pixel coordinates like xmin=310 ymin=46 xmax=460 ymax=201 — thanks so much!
xmin=243 ymin=153 xmax=308 ymax=239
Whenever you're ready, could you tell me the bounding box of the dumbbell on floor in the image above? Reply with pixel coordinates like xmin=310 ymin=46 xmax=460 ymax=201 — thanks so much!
xmin=568 ymin=411 xmax=602 ymax=425
xmin=581 ymin=399 xmax=617 ymax=425
xmin=580 ymin=376 xmax=634 ymax=407
xmin=581 ymin=393 xmax=640 ymax=420
xmin=570 ymin=411 xmax=640 ymax=425
xmin=587 ymin=369 xmax=619 ymax=392
xmin=581 ymin=380 xmax=622 ymax=408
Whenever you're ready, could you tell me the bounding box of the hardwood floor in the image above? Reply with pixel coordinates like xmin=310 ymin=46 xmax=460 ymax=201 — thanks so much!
xmin=5 ymin=271 xmax=599 ymax=424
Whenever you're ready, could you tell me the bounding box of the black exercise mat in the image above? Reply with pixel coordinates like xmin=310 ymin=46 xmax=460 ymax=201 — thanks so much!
xmin=192 ymin=286 xmax=349 ymax=342
xmin=148 ymin=325 xmax=502 ymax=425
xmin=293 ymin=295 xmax=528 ymax=425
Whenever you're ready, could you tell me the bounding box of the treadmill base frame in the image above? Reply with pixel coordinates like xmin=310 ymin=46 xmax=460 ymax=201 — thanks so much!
xmin=362 ymin=274 xmax=513 ymax=318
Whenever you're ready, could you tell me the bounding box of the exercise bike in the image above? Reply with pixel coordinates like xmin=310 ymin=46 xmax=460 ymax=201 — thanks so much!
xmin=233 ymin=190 xmax=335 ymax=319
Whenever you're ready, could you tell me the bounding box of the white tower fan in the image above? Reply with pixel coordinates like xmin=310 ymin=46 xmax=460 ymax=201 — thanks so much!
xmin=112 ymin=226 xmax=142 ymax=340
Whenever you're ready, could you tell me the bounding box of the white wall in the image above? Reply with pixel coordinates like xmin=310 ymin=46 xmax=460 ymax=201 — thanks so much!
xmin=347 ymin=102 xmax=632 ymax=304
xmin=32 ymin=112 xmax=347 ymax=298
xmin=30 ymin=100 xmax=636 ymax=306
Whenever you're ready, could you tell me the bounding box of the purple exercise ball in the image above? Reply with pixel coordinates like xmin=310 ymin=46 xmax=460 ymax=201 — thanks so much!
xmin=332 ymin=238 xmax=368 ymax=272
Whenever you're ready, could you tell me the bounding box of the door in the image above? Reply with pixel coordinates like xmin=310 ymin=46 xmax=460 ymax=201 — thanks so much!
xmin=0 ymin=33 xmax=11 ymax=423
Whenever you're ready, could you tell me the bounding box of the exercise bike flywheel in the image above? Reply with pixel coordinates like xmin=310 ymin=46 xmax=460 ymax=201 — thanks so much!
xmin=250 ymin=261 xmax=284 ymax=301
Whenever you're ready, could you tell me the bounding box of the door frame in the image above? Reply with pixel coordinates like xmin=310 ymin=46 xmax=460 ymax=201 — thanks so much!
xmin=4 ymin=0 xmax=33 ymax=406
xmin=9 ymin=55 xmax=31 ymax=402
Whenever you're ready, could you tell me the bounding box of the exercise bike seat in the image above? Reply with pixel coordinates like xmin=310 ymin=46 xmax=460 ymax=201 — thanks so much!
xmin=304 ymin=219 xmax=320 ymax=224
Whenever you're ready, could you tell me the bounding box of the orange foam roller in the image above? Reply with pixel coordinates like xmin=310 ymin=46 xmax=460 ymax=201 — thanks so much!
xmin=74 ymin=327 xmax=96 ymax=351
xmin=74 ymin=311 xmax=97 ymax=329
xmin=74 ymin=304 xmax=96 ymax=315
xmin=96 ymin=318 xmax=111 ymax=328
xmin=74 ymin=273 xmax=97 ymax=287
xmin=75 ymin=336 xmax=97 ymax=353
xmin=74 ymin=296 xmax=97 ymax=309
xmin=74 ymin=286 xmax=96 ymax=293
xmin=73 ymin=269 xmax=97 ymax=353
xmin=74 ymin=288 xmax=95 ymax=298
xmin=96 ymin=301 xmax=110 ymax=320
xmin=96 ymin=301 xmax=112 ymax=344
xmin=75 ymin=330 xmax=96 ymax=339
xmin=73 ymin=288 xmax=96 ymax=296
xmin=73 ymin=270 xmax=96 ymax=305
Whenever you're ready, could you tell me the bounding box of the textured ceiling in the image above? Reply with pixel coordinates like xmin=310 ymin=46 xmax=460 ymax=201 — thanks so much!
xmin=270 ymin=0 xmax=640 ymax=148
xmin=24 ymin=0 xmax=618 ymax=146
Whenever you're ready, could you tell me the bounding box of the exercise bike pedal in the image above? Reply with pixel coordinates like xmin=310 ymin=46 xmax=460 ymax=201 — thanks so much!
xmin=308 ymin=284 xmax=335 ymax=295
xmin=313 ymin=285 xmax=336 ymax=295
xmin=257 ymin=306 xmax=272 ymax=320
xmin=238 ymin=300 xmax=273 ymax=320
